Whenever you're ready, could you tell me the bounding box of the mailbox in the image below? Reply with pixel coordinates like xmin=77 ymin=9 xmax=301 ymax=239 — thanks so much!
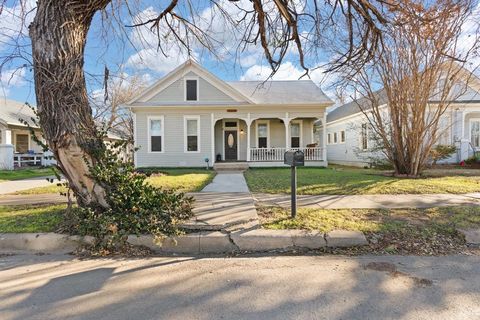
xmin=284 ymin=150 xmax=305 ymax=166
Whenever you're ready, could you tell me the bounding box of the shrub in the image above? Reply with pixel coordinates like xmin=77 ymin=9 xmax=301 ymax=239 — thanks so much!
xmin=429 ymin=145 xmax=457 ymax=165
xmin=66 ymin=138 xmax=194 ymax=252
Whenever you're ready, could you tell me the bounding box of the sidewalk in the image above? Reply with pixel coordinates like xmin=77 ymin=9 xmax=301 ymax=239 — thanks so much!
xmin=254 ymin=192 xmax=480 ymax=209
xmin=0 ymin=176 xmax=57 ymax=195
xmin=201 ymin=171 xmax=249 ymax=193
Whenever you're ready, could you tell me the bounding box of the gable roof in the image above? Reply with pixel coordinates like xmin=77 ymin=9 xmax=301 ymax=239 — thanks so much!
xmin=227 ymin=80 xmax=333 ymax=105
xmin=128 ymin=59 xmax=334 ymax=107
xmin=128 ymin=59 xmax=254 ymax=105
xmin=327 ymin=66 xmax=480 ymax=124
xmin=0 ymin=99 xmax=37 ymax=128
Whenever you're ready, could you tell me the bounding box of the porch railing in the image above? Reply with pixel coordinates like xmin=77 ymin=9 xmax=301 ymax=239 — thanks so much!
xmin=249 ymin=147 xmax=324 ymax=162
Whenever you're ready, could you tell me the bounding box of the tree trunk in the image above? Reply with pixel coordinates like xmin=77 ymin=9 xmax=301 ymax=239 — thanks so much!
xmin=29 ymin=0 xmax=111 ymax=207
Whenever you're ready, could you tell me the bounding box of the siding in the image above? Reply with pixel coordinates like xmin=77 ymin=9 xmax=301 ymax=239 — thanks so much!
xmin=135 ymin=110 xmax=213 ymax=167
xmin=148 ymin=71 xmax=236 ymax=103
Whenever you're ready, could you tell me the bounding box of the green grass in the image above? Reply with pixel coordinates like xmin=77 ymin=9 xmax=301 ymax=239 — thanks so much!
xmin=145 ymin=168 xmax=215 ymax=192
xmin=258 ymin=205 xmax=480 ymax=236
xmin=0 ymin=204 xmax=66 ymax=233
xmin=13 ymin=168 xmax=215 ymax=195
xmin=0 ymin=167 xmax=54 ymax=182
xmin=245 ymin=167 xmax=480 ymax=195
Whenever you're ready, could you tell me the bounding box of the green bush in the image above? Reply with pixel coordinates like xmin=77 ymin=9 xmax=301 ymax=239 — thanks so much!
xmin=429 ymin=145 xmax=457 ymax=165
xmin=66 ymin=138 xmax=194 ymax=251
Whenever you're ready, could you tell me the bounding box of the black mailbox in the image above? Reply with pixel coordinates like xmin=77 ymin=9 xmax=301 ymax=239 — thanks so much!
xmin=284 ymin=150 xmax=305 ymax=166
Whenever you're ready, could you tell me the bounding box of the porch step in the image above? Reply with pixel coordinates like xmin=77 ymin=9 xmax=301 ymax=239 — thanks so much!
xmin=213 ymin=162 xmax=250 ymax=172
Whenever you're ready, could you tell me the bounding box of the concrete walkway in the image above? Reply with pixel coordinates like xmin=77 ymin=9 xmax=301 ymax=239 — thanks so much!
xmin=183 ymin=192 xmax=258 ymax=230
xmin=254 ymin=192 xmax=480 ymax=209
xmin=0 ymin=194 xmax=68 ymax=206
xmin=0 ymin=176 xmax=56 ymax=195
xmin=201 ymin=171 xmax=249 ymax=193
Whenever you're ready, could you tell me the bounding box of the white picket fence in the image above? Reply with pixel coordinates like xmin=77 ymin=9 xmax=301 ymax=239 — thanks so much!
xmin=249 ymin=147 xmax=324 ymax=162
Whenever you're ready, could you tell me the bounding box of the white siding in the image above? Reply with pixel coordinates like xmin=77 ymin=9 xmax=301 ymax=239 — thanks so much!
xmin=147 ymin=71 xmax=236 ymax=103
xmin=135 ymin=109 xmax=213 ymax=167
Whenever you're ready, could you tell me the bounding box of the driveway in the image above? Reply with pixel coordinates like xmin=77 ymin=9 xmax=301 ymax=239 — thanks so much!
xmin=1 ymin=253 xmax=479 ymax=320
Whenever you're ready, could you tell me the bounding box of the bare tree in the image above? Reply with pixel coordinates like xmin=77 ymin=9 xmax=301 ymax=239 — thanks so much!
xmin=92 ymin=73 xmax=148 ymax=139
xmin=338 ymin=0 xmax=480 ymax=176
xmin=1 ymin=0 xmax=391 ymax=208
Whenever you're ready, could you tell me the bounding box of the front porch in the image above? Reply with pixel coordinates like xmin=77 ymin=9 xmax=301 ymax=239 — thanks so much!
xmin=211 ymin=113 xmax=327 ymax=167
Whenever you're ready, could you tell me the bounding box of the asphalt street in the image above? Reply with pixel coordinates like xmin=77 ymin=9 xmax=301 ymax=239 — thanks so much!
xmin=1 ymin=253 xmax=480 ymax=320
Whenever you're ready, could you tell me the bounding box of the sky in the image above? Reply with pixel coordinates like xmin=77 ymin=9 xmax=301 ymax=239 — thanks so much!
xmin=0 ymin=0 xmax=335 ymax=106
xmin=0 ymin=0 xmax=479 ymax=107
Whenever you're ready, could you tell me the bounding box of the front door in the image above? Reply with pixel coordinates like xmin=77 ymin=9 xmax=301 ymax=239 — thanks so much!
xmin=224 ymin=130 xmax=238 ymax=161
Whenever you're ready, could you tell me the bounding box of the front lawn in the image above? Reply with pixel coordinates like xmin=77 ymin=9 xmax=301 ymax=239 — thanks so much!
xmin=13 ymin=168 xmax=215 ymax=195
xmin=0 ymin=167 xmax=54 ymax=182
xmin=245 ymin=166 xmax=480 ymax=195
xmin=0 ymin=204 xmax=66 ymax=233
xmin=258 ymin=205 xmax=480 ymax=255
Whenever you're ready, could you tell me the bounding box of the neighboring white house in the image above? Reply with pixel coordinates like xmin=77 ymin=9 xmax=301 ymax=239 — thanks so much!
xmin=127 ymin=60 xmax=333 ymax=168
xmin=321 ymin=70 xmax=480 ymax=167
xmin=0 ymin=99 xmax=53 ymax=170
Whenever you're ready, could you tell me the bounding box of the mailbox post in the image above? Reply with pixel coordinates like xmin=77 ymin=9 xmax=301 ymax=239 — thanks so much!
xmin=284 ymin=150 xmax=305 ymax=218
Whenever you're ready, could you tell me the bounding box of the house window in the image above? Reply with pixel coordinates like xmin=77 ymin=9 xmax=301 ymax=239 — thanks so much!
xmin=257 ymin=122 xmax=268 ymax=148
xmin=186 ymin=79 xmax=198 ymax=101
xmin=327 ymin=133 xmax=332 ymax=145
xmin=437 ymin=116 xmax=451 ymax=145
xmin=291 ymin=122 xmax=301 ymax=148
xmin=333 ymin=132 xmax=338 ymax=144
xmin=471 ymin=120 xmax=480 ymax=148
xmin=149 ymin=117 xmax=164 ymax=152
xmin=341 ymin=130 xmax=346 ymax=143
xmin=15 ymin=134 xmax=29 ymax=153
xmin=361 ymin=123 xmax=368 ymax=150
xmin=185 ymin=116 xmax=200 ymax=152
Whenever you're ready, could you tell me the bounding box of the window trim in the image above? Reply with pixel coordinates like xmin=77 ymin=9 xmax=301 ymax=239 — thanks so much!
xmin=184 ymin=76 xmax=199 ymax=102
xmin=14 ymin=132 xmax=31 ymax=153
xmin=360 ymin=123 xmax=368 ymax=151
xmin=256 ymin=120 xmax=270 ymax=148
xmin=340 ymin=130 xmax=346 ymax=144
xmin=333 ymin=132 xmax=338 ymax=144
xmin=470 ymin=118 xmax=480 ymax=149
xmin=184 ymin=115 xmax=201 ymax=153
xmin=327 ymin=133 xmax=332 ymax=145
xmin=290 ymin=120 xmax=303 ymax=148
xmin=148 ymin=115 xmax=165 ymax=153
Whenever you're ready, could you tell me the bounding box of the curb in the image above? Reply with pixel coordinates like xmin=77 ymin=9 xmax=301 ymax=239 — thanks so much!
xmin=0 ymin=229 xmax=368 ymax=254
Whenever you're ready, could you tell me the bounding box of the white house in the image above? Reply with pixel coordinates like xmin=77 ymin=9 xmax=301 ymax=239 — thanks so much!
xmin=323 ymin=70 xmax=480 ymax=167
xmin=127 ymin=60 xmax=333 ymax=169
xmin=0 ymin=99 xmax=51 ymax=170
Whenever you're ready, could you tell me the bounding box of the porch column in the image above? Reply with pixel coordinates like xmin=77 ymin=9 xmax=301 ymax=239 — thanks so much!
xmin=246 ymin=113 xmax=251 ymax=162
xmin=322 ymin=113 xmax=327 ymax=162
xmin=211 ymin=113 xmax=215 ymax=165
xmin=0 ymin=128 xmax=13 ymax=170
xmin=284 ymin=112 xmax=290 ymax=149
xmin=1 ymin=128 xmax=12 ymax=145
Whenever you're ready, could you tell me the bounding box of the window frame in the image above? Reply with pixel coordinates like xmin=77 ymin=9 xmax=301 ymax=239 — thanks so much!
xmin=184 ymin=115 xmax=201 ymax=153
xmin=340 ymin=130 xmax=346 ymax=144
xmin=360 ymin=123 xmax=368 ymax=151
xmin=148 ymin=115 xmax=165 ymax=153
xmin=333 ymin=132 xmax=338 ymax=144
xmin=184 ymin=77 xmax=199 ymax=101
xmin=470 ymin=118 xmax=480 ymax=149
xmin=256 ymin=120 xmax=270 ymax=148
xmin=327 ymin=133 xmax=332 ymax=145
xmin=290 ymin=120 xmax=303 ymax=148
xmin=14 ymin=132 xmax=30 ymax=153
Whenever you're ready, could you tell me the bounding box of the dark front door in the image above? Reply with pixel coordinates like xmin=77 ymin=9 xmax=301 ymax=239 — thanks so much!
xmin=224 ymin=130 xmax=238 ymax=161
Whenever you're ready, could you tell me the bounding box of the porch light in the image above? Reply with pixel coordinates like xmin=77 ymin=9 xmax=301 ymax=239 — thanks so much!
xmin=240 ymin=129 xmax=244 ymax=134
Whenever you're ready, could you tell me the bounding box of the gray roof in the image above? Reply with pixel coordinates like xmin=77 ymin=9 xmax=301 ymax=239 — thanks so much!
xmin=227 ymin=80 xmax=333 ymax=105
xmin=327 ymin=90 xmax=387 ymax=123
xmin=0 ymin=98 xmax=37 ymax=127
